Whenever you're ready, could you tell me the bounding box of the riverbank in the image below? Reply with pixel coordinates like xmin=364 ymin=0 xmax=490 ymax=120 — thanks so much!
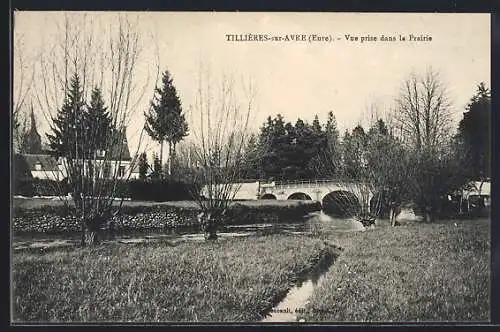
xmin=299 ymin=218 xmax=490 ymax=322
xmin=12 ymin=198 xmax=321 ymax=233
xmin=12 ymin=234 xmax=328 ymax=322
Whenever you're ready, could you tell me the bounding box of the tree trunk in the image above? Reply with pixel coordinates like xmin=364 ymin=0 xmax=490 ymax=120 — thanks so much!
xmin=80 ymin=220 xmax=86 ymax=246
xmin=390 ymin=207 xmax=395 ymax=226
xmin=168 ymin=143 xmax=172 ymax=177
xmin=198 ymin=211 xmax=218 ymax=240
xmin=159 ymin=141 xmax=164 ymax=179
xmin=203 ymin=223 xmax=218 ymax=240
xmin=171 ymin=143 xmax=177 ymax=177
xmin=424 ymin=205 xmax=434 ymax=223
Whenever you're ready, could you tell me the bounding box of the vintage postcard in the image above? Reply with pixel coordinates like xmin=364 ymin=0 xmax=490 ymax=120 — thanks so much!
xmin=12 ymin=11 xmax=491 ymax=324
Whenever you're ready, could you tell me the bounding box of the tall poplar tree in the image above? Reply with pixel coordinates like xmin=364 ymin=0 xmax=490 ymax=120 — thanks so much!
xmin=144 ymin=70 xmax=189 ymax=178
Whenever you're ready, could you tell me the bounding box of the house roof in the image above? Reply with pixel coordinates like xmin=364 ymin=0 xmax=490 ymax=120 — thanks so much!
xmin=100 ymin=144 xmax=132 ymax=161
xmin=21 ymin=154 xmax=61 ymax=172
xmin=26 ymin=127 xmax=132 ymax=162
xmin=95 ymin=128 xmax=132 ymax=161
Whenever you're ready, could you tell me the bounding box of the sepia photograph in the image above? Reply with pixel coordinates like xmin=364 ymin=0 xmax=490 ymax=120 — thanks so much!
xmin=11 ymin=11 xmax=491 ymax=323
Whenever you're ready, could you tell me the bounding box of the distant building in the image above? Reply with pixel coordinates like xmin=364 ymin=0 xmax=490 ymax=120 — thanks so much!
xmin=462 ymin=180 xmax=491 ymax=199
xmin=463 ymin=180 xmax=491 ymax=210
xmin=17 ymin=108 xmax=140 ymax=181
xmin=454 ymin=180 xmax=491 ymax=216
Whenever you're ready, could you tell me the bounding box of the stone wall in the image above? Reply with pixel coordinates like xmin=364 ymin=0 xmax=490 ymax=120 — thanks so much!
xmin=13 ymin=201 xmax=321 ymax=234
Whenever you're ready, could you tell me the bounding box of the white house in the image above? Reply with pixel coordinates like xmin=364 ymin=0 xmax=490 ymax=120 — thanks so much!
xmin=18 ymin=109 xmax=140 ymax=181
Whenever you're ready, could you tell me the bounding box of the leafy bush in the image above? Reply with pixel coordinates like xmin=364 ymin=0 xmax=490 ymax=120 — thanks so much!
xmin=14 ymin=177 xmax=132 ymax=198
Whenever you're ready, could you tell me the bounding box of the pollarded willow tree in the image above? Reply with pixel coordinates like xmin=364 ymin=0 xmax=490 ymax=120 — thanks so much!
xmin=394 ymin=67 xmax=459 ymax=222
xmin=316 ymin=114 xmax=416 ymax=228
xmin=364 ymin=119 xmax=418 ymax=226
xmin=317 ymin=125 xmax=374 ymax=227
xmin=21 ymin=12 xmax=159 ymax=244
xmin=189 ymin=65 xmax=257 ymax=240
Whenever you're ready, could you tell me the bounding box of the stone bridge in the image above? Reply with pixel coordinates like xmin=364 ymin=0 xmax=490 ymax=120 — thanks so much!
xmin=258 ymin=180 xmax=376 ymax=210
xmin=201 ymin=179 xmax=380 ymax=214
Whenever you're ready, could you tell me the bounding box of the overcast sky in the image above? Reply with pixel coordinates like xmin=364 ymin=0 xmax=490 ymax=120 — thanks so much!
xmin=14 ymin=12 xmax=490 ymax=160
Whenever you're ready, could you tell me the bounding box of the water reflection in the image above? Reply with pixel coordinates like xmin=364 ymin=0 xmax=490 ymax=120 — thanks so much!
xmin=262 ymin=247 xmax=339 ymax=323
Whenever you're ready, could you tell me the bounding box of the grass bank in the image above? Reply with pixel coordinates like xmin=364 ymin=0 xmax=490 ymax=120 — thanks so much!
xmin=300 ymin=218 xmax=490 ymax=322
xmin=13 ymin=234 xmax=329 ymax=322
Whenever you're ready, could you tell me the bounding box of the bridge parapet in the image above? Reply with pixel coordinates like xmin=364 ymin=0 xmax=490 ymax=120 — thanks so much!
xmin=271 ymin=179 xmax=370 ymax=190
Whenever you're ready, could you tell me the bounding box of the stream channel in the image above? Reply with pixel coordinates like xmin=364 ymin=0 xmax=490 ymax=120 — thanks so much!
xmin=261 ymin=241 xmax=342 ymax=323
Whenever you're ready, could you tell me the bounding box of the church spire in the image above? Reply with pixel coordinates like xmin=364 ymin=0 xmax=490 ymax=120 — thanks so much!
xmin=22 ymin=103 xmax=42 ymax=154
xmin=30 ymin=103 xmax=37 ymax=132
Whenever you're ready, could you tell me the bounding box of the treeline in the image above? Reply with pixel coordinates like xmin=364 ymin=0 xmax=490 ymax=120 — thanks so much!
xmin=239 ymin=112 xmax=399 ymax=182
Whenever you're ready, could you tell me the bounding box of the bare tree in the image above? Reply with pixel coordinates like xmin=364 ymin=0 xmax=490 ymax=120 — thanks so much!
xmin=393 ymin=68 xmax=457 ymax=222
xmin=13 ymin=31 xmax=35 ymax=153
xmin=395 ymin=67 xmax=452 ymax=151
xmin=18 ymin=13 xmax=159 ymax=245
xmin=189 ymin=65 xmax=257 ymax=240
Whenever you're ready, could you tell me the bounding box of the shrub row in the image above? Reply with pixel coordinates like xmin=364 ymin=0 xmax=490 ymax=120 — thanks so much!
xmin=14 ymin=178 xmax=63 ymax=197
xmin=13 ymin=178 xmax=197 ymax=201
xmin=128 ymin=179 xmax=197 ymax=201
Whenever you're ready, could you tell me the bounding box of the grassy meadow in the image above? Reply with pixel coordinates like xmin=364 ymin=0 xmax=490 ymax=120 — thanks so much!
xmin=12 ymin=234 xmax=330 ymax=322
xmin=299 ymin=218 xmax=491 ymax=322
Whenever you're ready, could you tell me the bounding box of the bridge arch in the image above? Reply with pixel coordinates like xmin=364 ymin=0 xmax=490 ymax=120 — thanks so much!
xmin=260 ymin=193 xmax=277 ymax=200
xmin=287 ymin=192 xmax=312 ymax=200
xmin=322 ymin=190 xmax=361 ymax=217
